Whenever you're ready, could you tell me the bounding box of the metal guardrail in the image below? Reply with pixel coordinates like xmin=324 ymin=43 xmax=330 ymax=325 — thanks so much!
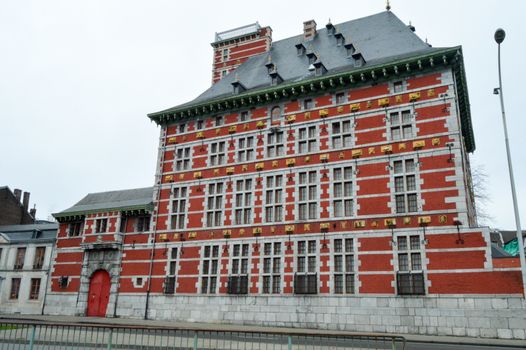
xmin=0 ymin=319 xmax=406 ymax=349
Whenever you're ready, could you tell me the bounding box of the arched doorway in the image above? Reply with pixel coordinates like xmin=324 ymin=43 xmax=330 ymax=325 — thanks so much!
xmin=87 ymin=269 xmax=110 ymax=317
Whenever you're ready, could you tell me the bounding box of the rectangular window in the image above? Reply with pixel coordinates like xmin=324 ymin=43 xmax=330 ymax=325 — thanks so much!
xmin=335 ymin=92 xmax=346 ymax=104
xmin=237 ymin=136 xmax=255 ymax=162
xmin=390 ymin=109 xmax=413 ymax=141
xmin=206 ymin=183 xmax=224 ymax=227
xmin=331 ymin=120 xmax=352 ymax=149
xmin=68 ymin=221 xmax=83 ymax=237
xmin=333 ymin=238 xmax=355 ymax=294
xmin=396 ymin=235 xmax=425 ymax=295
xmin=10 ymin=278 xmax=21 ymax=299
xmin=266 ymin=131 xmax=284 ymax=157
xmin=29 ymin=278 xmax=41 ymax=300
xmin=228 ymin=243 xmax=249 ymax=294
xmin=265 ymin=175 xmax=283 ymax=223
xmin=393 ymin=159 xmax=418 ymax=213
xmin=196 ymin=119 xmax=204 ymax=130
xmin=234 ymin=179 xmax=253 ymax=225
xmin=239 ymin=111 xmax=249 ymax=122
xmin=209 ymin=141 xmax=226 ymax=166
xmin=175 ymin=146 xmax=191 ymax=171
xmin=303 ymin=99 xmax=313 ymax=110
xmin=95 ymin=218 xmax=108 ymax=233
xmin=14 ymin=247 xmax=26 ymax=270
xmin=201 ymin=245 xmax=220 ymax=294
xmin=298 ymin=126 xmax=317 ymax=154
xmin=171 ymin=187 xmax=188 ymax=230
xmin=222 ymin=49 xmax=228 ymax=61
xmin=136 ymin=216 xmax=150 ymax=232
xmin=33 ymin=247 xmax=46 ymax=270
xmin=298 ymin=171 xmax=318 ymax=220
xmin=262 ymin=242 xmax=282 ymax=294
xmin=164 ymin=247 xmax=178 ymax=294
xmin=295 ymin=240 xmax=317 ymax=294
xmin=393 ymin=81 xmax=404 ymax=93
xmin=215 ymin=115 xmax=224 ymax=126
xmin=332 ymin=167 xmax=354 ymax=217
xmin=178 ymin=123 xmax=186 ymax=133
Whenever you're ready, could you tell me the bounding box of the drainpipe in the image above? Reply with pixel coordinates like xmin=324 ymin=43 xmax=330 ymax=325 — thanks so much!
xmin=41 ymin=241 xmax=56 ymax=315
xmin=113 ymin=216 xmax=127 ymax=317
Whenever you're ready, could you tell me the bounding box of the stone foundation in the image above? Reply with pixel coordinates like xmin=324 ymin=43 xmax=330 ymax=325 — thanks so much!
xmin=44 ymin=293 xmax=526 ymax=340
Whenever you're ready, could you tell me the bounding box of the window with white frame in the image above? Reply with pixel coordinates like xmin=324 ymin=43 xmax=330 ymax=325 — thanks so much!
xmin=333 ymin=167 xmax=353 ymax=217
xmin=164 ymin=247 xmax=178 ymax=294
xmin=266 ymin=131 xmax=284 ymax=157
xmin=196 ymin=119 xmax=204 ymax=130
xmin=178 ymin=123 xmax=186 ymax=133
xmin=396 ymin=235 xmax=425 ymax=295
xmin=228 ymin=243 xmax=249 ymax=294
xmin=265 ymin=175 xmax=283 ymax=222
xmin=270 ymin=106 xmax=281 ymax=123
xmin=222 ymin=48 xmax=229 ymax=61
xmin=303 ymin=98 xmax=314 ymax=110
xmin=335 ymin=92 xmax=346 ymax=104
xmin=234 ymin=179 xmax=253 ymax=225
xmin=170 ymin=186 xmax=188 ymax=230
xmin=209 ymin=141 xmax=226 ymax=166
xmin=331 ymin=120 xmax=352 ymax=149
xmin=393 ymin=159 xmax=418 ymax=213
xmin=68 ymin=221 xmax=83 ymax=237
xmin=136 ymin=216 xmax=150 ymax=232
xmin=175 ymin=146 xmax=191 ymax=171
xmin=239 ymin=111 xmax=249 ymax=122
xmin=201 ymin=245 xmax=220 ymax=294
xmin=393 ymin=80 xmax=405 ymax=93
xmin=215 ymin=115 xmax=224 ymax=126
xmin=95 ymin=218 xmax=107 ymax=233
xmin=295 ymin=240 xmax=317 ymax=294
xmin=262 ymin=242 xmax=282 ymax=294
xmin=298 ymin=171 xmax=318 ymax=220
xmin=389 ymin=109 xmax=413 ymax=141
xmin=221 ymin=70 xmax=227 ymax=77
xmin=206 ymin=182 xmax=224 ymax=227
xmin=298 ymin=126 xmax=317 ymax=154
xmin=237 ymin=136 xmax=255 ymax=162
xmin=333 ymin=238 xmax=355 ymax=294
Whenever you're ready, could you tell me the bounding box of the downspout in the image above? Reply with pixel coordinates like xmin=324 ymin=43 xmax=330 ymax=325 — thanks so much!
xmin=41 ymin=240 xmax=55 ymax=315
xmin=112 ymin=215 xmax=127 ymax=318
xmin=144 ymin=128 xmax=166 ymax=320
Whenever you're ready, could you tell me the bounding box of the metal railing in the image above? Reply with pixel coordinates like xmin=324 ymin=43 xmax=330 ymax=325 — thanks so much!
xmin=0 ymin=319 xmax=406 ymax=349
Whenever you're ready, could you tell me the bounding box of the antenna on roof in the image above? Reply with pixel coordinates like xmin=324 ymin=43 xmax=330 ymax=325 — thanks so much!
xmin=386 ymin=0 xmax=391 ymax=11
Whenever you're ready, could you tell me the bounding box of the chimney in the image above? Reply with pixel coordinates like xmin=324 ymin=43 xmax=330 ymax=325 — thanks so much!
xmin=22 ymin=191 xmax=30 ymax=211
xmin=211 ymin=22 xmax=272 ymax=84
xmin=14 ymin=188 xmax=22 ymax=203
xmin=303 ymin=20 xmax=317 ymax=41
xmin=30 ymin=204 xmax=37 ymax=220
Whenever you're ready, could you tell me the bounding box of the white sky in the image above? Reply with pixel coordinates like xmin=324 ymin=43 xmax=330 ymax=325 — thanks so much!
xmin=0 ymin=0 xmax=525 ymax=229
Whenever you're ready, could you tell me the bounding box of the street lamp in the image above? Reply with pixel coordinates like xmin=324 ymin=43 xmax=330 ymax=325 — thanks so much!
xmin=494 ymin=28 xmax=526 ymax=296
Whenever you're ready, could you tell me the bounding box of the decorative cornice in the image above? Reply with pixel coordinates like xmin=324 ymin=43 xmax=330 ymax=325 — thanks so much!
xmin=148 ymin=46 xmax=474 ymax=152
xmin=53 ymin=203 xmax=154 ymax=221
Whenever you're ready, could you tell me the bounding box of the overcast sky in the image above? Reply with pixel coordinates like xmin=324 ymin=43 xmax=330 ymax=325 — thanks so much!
xmin=1 ymin=0 xmax=525 ymax=229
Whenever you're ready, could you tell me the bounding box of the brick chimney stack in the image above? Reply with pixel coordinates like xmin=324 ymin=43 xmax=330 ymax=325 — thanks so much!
xmin=303 ymin=20 xmax=317 ymax=41
xmin=211 ymin=22 xmax=272 ymax=84
xmin=22 ymin=191 xmax=30 ymax=211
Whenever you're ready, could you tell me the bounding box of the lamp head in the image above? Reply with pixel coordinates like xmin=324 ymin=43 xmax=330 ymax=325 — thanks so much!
xmin=494 ymin=28 xmax=506 ymax=44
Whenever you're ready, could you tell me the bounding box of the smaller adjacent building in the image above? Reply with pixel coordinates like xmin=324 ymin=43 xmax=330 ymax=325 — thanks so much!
xmin=0 ymin=223 xmax=57 ymax=315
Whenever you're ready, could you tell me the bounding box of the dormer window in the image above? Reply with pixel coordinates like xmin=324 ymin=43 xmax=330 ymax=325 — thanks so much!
xmin=266 ymin=62 xmax=275 ymax=74
xmin=314 ymin=62 xmax=327 ymax=76
xmin=352 ymin=52 xmax=366 ymax=67
xmin=345 ymin=44 xmax=356 ymax=57
xmin=326 ymin=22 xmax=335 ymax=36
xmin=232 ymin=80 xmax=246 ymax=94
xmin=335 ymin=33 xmax=345 ymax=46
xmin=270 ymin=73 xmax=283 ymax=86
xmin=307 ymin=52 xmax=317 ymax=65
xmin=295 ymin=43 xmax=306 ymax=56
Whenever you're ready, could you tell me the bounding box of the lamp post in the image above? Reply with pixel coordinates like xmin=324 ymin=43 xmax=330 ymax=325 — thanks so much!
xmin=494 ymin=28 xmax=526 ymax=296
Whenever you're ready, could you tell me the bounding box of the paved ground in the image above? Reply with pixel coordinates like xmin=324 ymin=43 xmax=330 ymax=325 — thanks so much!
xmin=1 ymin=314 xmax=525 ymax=349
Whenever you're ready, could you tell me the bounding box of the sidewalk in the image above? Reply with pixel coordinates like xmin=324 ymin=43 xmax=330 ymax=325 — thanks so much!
xmin=2 ymin=314 xmax=525 ymax=348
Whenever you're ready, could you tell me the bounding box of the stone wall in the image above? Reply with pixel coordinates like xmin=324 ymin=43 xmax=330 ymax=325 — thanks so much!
xmin=43 ymin=293 xmax=526 ymax=340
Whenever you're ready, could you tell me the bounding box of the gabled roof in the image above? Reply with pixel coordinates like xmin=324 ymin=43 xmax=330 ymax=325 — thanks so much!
xmin=53 ymin=187 xmax=154 ymax=218
xmin=147 ymin=11 xmax=475 ymax=152
xmin=0 ymin=223 xmax=58 ymax=244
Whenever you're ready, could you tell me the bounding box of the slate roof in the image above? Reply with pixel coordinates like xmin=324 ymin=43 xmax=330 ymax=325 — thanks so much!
xmin=0 ymin=223 xmax=58 ymax=244
xmin=54 ymin=187 xmax=154 ymax=217
xmin=499 ymin=230 xmax=526 ymax=245
xmin=491 ymin=243 xmax=513 ymax=258
xmin=152 ymin=11 xmax=439 ymax=114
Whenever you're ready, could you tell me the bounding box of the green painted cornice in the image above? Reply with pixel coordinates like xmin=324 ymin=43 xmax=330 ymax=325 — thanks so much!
xmin=53 ymin=203 xmax=154 ymax=222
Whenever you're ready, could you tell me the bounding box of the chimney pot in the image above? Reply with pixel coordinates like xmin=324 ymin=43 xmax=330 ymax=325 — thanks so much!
xmin=22 ymin=191 xmax=30 ymax=211
xmin=303 ymin=20 xmax=317 ymax=41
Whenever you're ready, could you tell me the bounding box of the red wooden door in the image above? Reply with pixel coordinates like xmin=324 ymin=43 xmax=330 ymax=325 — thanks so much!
xmin=87 ymin=270 xmax=110 ymax=317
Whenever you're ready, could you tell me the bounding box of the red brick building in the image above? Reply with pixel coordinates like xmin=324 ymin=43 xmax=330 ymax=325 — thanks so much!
xmin=47 ymin=11 xmax=525 ymax=339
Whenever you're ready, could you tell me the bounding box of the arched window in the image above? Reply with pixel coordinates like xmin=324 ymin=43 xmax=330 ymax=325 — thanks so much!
xmin=271 ymin=106 xmax=281 ymax=122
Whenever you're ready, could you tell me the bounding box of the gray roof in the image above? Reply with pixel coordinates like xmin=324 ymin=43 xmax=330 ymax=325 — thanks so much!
xmin=0 ymin=223 xmax=58 ymax=244
xmin=491 ymin=243 xmax=513 ymax=258
xmin=155 ymin=11 xmax=438 ymax=114
xmin=499 ymin=230 xmax=526 ymax=245
xmin=55 ymin=187 xmax=154 ymax=217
